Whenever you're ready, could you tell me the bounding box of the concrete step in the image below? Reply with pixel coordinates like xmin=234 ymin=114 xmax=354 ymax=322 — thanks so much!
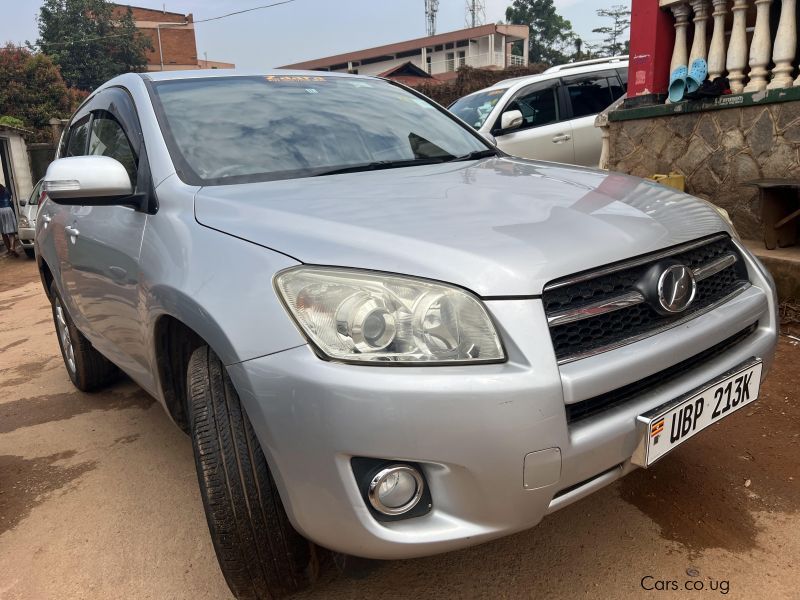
xmin=743 ymin=239 xmax=800 ymax=303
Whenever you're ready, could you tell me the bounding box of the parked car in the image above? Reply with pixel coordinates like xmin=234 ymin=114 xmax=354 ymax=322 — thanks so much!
xmin=17 ymin=179 xmax=44 ymax=258
xmin=37 ymin=70 xmax=777 ymax=600
xmin=449 ymin=56 xmax=629 ymax=166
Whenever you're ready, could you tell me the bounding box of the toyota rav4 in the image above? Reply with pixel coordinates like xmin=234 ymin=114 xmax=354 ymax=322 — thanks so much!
xmin=36 ymin=70 xmax=778 ymax=600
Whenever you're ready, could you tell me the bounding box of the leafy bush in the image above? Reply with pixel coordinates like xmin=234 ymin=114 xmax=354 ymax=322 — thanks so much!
xmin=0 ymin=45 xmax=86 ymax=142
xmin=0 ymin=115 xmax=26 ymax=129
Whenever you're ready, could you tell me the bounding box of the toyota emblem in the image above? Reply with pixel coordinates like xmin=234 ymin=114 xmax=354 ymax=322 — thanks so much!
xmin=657 ymin=264 xmax=697 ymax=313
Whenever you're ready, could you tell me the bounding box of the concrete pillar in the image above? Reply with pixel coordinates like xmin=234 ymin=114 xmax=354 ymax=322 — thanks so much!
xmin=726 ymin=0 xmax=749 ymax=93
xmin=771 ymin=0 xmax=797 ymax=88
xmin=707 ymin=0 xmax=728 ymax=80
xmin=688 ymin=0 xmax=711 ymax=65
xmin=670 ymin=4 xmax=691 ymax=74
xmin=744 ymin=0 xmax=773 ymax=92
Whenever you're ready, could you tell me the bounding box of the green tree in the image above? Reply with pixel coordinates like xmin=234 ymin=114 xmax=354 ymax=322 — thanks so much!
xmin=505 ymin=0 xmax=575 ymax=66
xmin=592 ymin=4 xmax=631 ymax=57
xmin=0 ymin=44 xmax=85 ymax=142
xmin=35 ymin=0 xmax=152 ymax=91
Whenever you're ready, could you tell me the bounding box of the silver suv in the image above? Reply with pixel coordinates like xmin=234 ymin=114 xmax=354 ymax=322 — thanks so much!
xmin=37 ymin=70 xmax=777 ymax=599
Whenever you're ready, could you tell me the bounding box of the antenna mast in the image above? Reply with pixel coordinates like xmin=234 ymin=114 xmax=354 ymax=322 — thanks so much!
xmin=465 ymin=0 xmax=485 ymax=28
xmin=425 ymin=0 xmax=439 ymax=36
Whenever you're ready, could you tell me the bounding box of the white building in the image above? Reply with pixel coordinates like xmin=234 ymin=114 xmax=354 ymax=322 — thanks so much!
xmin=281 ymin=24 xmax=530 ymax=78
xmin=0 ymin=125 xmax=34 ymax=206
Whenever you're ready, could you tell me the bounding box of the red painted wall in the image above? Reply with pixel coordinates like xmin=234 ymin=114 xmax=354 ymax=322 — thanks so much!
xmin=627 ymin=0 xmax=675 ymax=98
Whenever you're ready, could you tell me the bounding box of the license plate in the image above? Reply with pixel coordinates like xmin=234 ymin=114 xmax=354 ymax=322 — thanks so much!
xmin=632 ymin=359 xmax=762 ymax=467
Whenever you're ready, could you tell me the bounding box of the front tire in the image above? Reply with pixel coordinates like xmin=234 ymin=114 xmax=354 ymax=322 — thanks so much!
xmin=50 ymin=281 xmax=118 ymax=392
xmin=187 ymin=346 xmax=313 ymax=600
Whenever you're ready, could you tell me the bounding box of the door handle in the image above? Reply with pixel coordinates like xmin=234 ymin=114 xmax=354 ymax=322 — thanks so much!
xmin=552 ymin=134 xmax=571 ymax=143
xmin=42 ymin=214 xmax=52 ymax=227
xmin=64 ymin=226 xmax=80 ymax=237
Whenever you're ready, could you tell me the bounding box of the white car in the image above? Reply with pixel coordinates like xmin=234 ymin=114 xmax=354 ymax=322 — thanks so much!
xmin=449 ymin=56 xmax=628 ymax=167
xmin=17 ymin=179 xmax=44 ymax=258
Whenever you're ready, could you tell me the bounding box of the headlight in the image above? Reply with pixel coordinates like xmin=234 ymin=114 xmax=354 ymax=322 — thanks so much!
xmin=704 ymin=201 xmax=739 ymax=239
xmin=18 ymin=216 xmax=31 ymax=228
xmin=275 ymin=267 xmax=505 ymax=364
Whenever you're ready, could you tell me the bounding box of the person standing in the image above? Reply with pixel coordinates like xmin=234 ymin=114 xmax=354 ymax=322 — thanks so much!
xmin=0 ymin=183 xmax=21 ymax=257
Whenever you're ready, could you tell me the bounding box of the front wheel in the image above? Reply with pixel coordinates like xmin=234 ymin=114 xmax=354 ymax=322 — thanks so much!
xmin=187 ymin=346 xmax=315 ymax=599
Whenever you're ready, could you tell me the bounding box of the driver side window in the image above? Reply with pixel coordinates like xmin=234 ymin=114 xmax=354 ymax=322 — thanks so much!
xmin=88 ymin=114 xmax=138 ymax=186
xmin=500 ymin=83 xmax=559 ymax=132
xmin=64 ymin=117 xmax=91 ymax=157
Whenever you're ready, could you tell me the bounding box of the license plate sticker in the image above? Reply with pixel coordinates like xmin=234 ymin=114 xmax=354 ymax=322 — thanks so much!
xmin=633 ymin=360 xmax=762 ymax=467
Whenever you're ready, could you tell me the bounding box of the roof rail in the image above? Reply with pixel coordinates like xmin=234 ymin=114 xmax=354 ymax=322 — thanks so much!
xmin=543 ymin=55 xmax=629 ymax=74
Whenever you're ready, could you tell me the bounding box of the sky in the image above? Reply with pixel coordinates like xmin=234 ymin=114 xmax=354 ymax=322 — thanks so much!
xmin=1 ymin=0 xmax=630 ymax=69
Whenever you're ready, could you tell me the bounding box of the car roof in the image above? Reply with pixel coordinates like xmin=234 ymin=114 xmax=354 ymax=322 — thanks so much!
xmin=457 ymin=57 xmax=629 ymax=101
xmin=542 ymin=55 xmax=628 ymax=74
xmin=140 ymin=69 xmax=374 ymax=82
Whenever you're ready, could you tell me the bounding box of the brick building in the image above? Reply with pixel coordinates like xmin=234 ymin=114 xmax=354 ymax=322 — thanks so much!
xmin=112 ymin=4 xmax=234 ymax=71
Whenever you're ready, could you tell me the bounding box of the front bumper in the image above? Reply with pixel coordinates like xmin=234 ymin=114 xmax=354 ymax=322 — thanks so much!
xmin=18 ymin=227 xmax=35 ymax=246
xmin=227 ymin=246 xmax=778 ymax=560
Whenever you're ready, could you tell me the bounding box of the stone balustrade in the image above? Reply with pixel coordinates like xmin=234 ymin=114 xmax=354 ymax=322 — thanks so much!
xmin=661 ymin=0 xmax=799 ymax=96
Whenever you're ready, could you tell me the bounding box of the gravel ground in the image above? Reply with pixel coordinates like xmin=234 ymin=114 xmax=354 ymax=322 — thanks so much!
xmin=1 ymin=255 xmax=798 ymax=599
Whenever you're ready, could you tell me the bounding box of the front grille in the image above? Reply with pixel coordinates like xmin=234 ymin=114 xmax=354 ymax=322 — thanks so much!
xmin=565 ymin=322 xmax=758 ymax=423
xmin=543 ymin=235 xmax=750 ymax=363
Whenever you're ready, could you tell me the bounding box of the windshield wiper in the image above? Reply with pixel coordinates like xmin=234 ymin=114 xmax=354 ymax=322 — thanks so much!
xmin=313 ymin=157 xmax=451 ymax=177
xmin=449 ymin=149 xmax=498 ymax=162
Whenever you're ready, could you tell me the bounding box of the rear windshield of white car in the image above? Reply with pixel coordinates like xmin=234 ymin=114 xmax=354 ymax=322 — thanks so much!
xmin=449 ymin=88 xmax=509 ymax=130
xmin=149 ymin=75 xmax=491 ymax=185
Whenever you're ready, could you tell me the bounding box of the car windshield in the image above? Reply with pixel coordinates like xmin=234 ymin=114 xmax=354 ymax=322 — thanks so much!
xmin=150 ymin=75 xmax=491 ymax=185
xmin=28 ymin=181 xmax=44 ymax=205
xmin=449 ymin=88 xmax=509 ymax=129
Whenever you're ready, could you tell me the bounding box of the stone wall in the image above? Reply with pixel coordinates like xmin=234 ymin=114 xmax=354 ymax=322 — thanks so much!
xmin=606 ymin=101 xmax=800 ymax=240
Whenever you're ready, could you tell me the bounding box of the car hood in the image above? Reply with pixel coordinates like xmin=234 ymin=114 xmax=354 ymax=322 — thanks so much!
xmin=194 ymin=157 xmax=730 ymax=297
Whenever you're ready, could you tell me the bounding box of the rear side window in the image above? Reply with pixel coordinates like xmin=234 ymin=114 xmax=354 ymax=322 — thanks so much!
xmin=502 ymin=82 xmax=559 ymax=131
xmin=65 ymin=118 xmax=90 ymax=157
xmin=616 ymin=68 xmax=628 ymax=89
xmin=88 ymin=115 xmax=138 ymax=185
xmin=563 ymin=70 xmax=621 ymax=118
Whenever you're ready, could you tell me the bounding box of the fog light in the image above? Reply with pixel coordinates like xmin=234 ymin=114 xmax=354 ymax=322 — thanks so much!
xmin=368 ymin=465 xmax=424 ymax=515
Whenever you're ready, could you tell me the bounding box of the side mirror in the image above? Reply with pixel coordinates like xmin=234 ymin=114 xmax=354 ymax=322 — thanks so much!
xmin=44 ymin=156 xmax=134 ymax=205
xmin=18 ymin=198 xmax=27 ymax=207
xmin=500 ymin=109 xmax=524 ymax=131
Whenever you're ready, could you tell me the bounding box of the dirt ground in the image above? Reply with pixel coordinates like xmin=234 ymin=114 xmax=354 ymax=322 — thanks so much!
xmin=1 ymin=255 xmax=798 ymax=599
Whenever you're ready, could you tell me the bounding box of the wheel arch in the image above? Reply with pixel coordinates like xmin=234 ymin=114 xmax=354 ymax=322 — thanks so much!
xmin=152 ymin=314 xmax=207 ymax=433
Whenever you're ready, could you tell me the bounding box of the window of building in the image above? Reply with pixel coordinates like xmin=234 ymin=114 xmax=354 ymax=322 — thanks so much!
xmin=458 ymin=50 xmax=466 ymax=67
xmin=446 ymin=52 xmax=455 ymax=72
